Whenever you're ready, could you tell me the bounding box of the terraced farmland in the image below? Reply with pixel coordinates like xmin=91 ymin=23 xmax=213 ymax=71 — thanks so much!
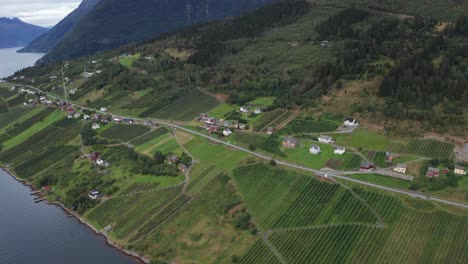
xmin=118 ymin=182 xmax=160 ymax=196
xmin=386 ymin=139 xmax=454 ymax=160
xmin=100 ymin=124 xmax=150 ymax=142
xmin=282 ymin=118 xmax=339 ymax=134
xmin=87 ymin=184 xmax=185 ymax=240
xmin=232 ymin=133 xmax=286 ymax=157
xmin=233 ymin=164 xmax=378 ymax=230
xmin=150 ymin=90 xmax=220 ymax=121
xmin=238 ymin=166 xmax=468 ymax=264
xmin=130 ymin=127 xmax=169 ymax=145
xmin=252 ymin=109 xmax=286 ymax=131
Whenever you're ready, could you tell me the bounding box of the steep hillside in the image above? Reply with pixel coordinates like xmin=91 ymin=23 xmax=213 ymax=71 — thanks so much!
xmin=0 ymin=18 xmax=48 ymax=48
xmin=18 ymin=0 xmax=101 ymax=53
xmin=38 ymin=0 xmax=278 ymax=63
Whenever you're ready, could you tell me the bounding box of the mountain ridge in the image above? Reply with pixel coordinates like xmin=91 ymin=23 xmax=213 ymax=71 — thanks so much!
xmin=17 ymin=0 xmax=102 ymax=53
xmin=0 ymin=17 xmax=48 ymax=48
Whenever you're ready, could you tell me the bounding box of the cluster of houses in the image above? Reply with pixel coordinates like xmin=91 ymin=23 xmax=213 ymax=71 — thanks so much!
xmin=424 ymin=165 xmax=466 ymax=178
xmin=84 ymin=152 xmax=110 ymax=167
xmin=81 ymin=70 xmax=102 ymax=78
xmin=240 ymin=106 xmax=262 ymax=115
xmin=11 ymin=85 xmax=36 ymax=95
xmin=282 ymin=135 xmax=347 ymax=156
xmin=167 ymin=154 xmax=190 ymax=172
xmin=197 ymin=113 xmax=239 ymax=137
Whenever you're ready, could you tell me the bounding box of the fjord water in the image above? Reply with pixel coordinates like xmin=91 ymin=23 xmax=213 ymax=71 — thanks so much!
xmin=0 ymin=47 xmax=44 ymax=78
xmin=0 ymin=170 xmax=137 ymax=264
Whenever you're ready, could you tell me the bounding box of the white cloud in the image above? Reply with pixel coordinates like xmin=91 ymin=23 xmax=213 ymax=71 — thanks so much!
xmin=0 ymin=0 xmax=81 ymax=27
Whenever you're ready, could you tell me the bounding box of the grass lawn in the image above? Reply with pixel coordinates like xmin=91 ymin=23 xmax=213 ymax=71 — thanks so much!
xmin=344 ymin=173 xmax=411 ymax=189
xmin=2 ymin=110 xmax=65 ymax=150
xmin=184 ymin=137 xmax=249 ymax=171
xmin=150 ymin=137 xmax=182 ymax=156
xmin=335 ymin=127 xmax=389 ymax=151
xmin=250 ymin=96 xmax=276 ymax=106
xmin=119 ymin=53 xmax=141 ymax=67
xmin=282 ymin=140 xmax=335 ymax=169
xmin=208 ymin=103 xmax=237 ymax=119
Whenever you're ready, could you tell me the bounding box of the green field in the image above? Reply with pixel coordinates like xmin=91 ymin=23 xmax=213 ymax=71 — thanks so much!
xmin=87 ymin=184 xmax=186 ymax=240
xmin=282 ymin=118 xmax=339 ymax=134
xmin=250 ymin=96 xmax=276 ymax=106
xmin=100 ymin=124 xmax=150 ymax=142
xmin=252 ymin=109 xmax=286 ymax=131
xmin=232 ymin=133 xmax=286 ymax=157
xmin=208 ymin=103 xmax=237 ymax=119
xmin=233 ymin=164 xmax=378 ymax=230
xmin=335 ymin=127 xmax=389 ymax=151
xmin=119 ymin=53 xmax=141 ymax=67
xmin=151 ymin=90 xmax=220 ymax=121
xmin=237 ymin=164 xmax=468 ymax=264
xmin=2 ymin=109 xmax=66 ymax=150
xmin=386 ymin=139 xmax=454 ymax=160
xmin=131 ymin=127 xmax=169 ymax=146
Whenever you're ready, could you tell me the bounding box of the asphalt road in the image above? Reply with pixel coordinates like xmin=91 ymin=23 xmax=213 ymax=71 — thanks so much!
xmin=26 ymin=85 xmax=468 ymax=209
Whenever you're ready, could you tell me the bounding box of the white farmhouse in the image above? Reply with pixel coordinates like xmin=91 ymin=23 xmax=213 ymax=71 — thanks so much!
xmin=309 ymin=144 xmax=321 ymax=155
xmin=223 ymin=129 xmax=233 ymax=137
xmin=100 ymin=107 xmax=108 ymax=112
xmin=394 ymin=163 xmax=407 ymax=174
xmin=240 ymin=106 xmax=249 ymax=113
xmin=254 ymin=108 xmax=262 ymax=114
xmin=344 ymin=117 xmax=359 ymax=127
xmin=92 ymin=123 xmax=101 ymax=130
xmin=318 ymin=135 xmax=334 ymax=144
xmin=334 ymin=146 xmax=346 ymax=155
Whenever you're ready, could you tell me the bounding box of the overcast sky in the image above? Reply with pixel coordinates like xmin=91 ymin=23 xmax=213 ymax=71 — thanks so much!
xmin=0 ymin=0 xmax=81 ymax=27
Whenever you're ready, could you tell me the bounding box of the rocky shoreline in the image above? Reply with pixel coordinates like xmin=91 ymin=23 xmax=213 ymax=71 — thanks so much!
xmin=0 ymin=166 xmax=150 ymax=264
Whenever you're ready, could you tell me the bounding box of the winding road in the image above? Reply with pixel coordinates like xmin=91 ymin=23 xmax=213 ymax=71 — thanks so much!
xmin=25 ymin=85 xmax=468 ymax=209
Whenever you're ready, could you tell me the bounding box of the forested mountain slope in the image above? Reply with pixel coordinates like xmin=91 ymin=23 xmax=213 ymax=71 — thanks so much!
xmin=38 ymin=0 xmax=278 ymax=63
xmin=18 ymin=0 xmax=102 ymax=53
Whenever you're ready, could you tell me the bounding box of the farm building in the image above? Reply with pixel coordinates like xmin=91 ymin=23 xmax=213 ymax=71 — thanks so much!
xmin=393 ymin=163 xmax=407 ymax=174
xmin=334 ymin=146 xmax=346 ymax=155
xmin=96 ymin=158 xmax=110 ymax=167
xmin=83 ymin=114 xmax=90 ymax=120
xmin=240 ymin=106 xmax=249 ymax=113
xmin=426 ymin=167 xmax=440 ymax=178
xmin=143 ymin=120 xmax=154 ymax=126
xmin=168 ymin=155 xmax=180 ymax=164
xmin=178 ymin=163 xmax=188 ymax=172
xmin=224 ymin=121 xmax=231 ymax=127
xmin=344 ymin=117 xmax=359 ymax=126
xmin=234 ymin=123 xmax=246 ymax=130
xmin=88 ymin=190 xmax=101 ymax=200
xmin=360 ymin=161 xmax=376 ymax=171
xmin=223 ymin=129 xmax=233 ymax=136
xmin=100 ymin=107 xmax=108 ymax=112
xmin=254 ymin=108 xmax=262 ymax=114
xmin=454 ymin=165 xmax=466 ymax=175
xmin=206 ymin=125 xmax=219 ymax=133
xmin=283 ymin=136 xmax=298 ymax=148
xmin=318 ymin=135 xmax=334 ymax=144
xmin=309 ymin=144 xmax=321 ymax=155
xmin=74 ymin=112 xmax=81 ymax=119
xmin=267 ymin=127 xmax=274 ymax=135
xmin=204 ymin=117 xmax=217 ymax=125
xmin=92 ymin=123 xmax=100 ymax=130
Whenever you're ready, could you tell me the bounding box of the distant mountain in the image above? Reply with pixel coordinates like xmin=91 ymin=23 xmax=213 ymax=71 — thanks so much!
xmin=0 ymin=18 xmax=48 ymax=48
xmin=38 ymin=0 xmax=278 ymax=63
xmin=18 ymin=0 xmax=101 ymax=53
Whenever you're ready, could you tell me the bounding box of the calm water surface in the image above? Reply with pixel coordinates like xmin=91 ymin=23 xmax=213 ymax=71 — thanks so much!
xmin=0 ymin=170 xmax=137 ymax=264
xmin=0 ymin=47 xmax=44 ymax=78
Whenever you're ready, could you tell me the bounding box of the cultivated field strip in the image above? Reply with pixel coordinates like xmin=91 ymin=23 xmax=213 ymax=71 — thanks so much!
xmin=386 ymin=139 xmax=454 ymax=159
xmin=87 ymin=185 xmax=183 ymax=238
xmin=241 ymin=187 xmax=468 ymax=264
xmin=233 ymin=164 xmax=378 ymax=230
xmin=118 ymin=182 xmax=161 ymax=196
xmin=232 ymin=133 xmax=286 ymax=157
xmin=129 ymin=194 xmax=191 ymax=242
xmin=253 ymin=109 xmax=287 ymax=131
